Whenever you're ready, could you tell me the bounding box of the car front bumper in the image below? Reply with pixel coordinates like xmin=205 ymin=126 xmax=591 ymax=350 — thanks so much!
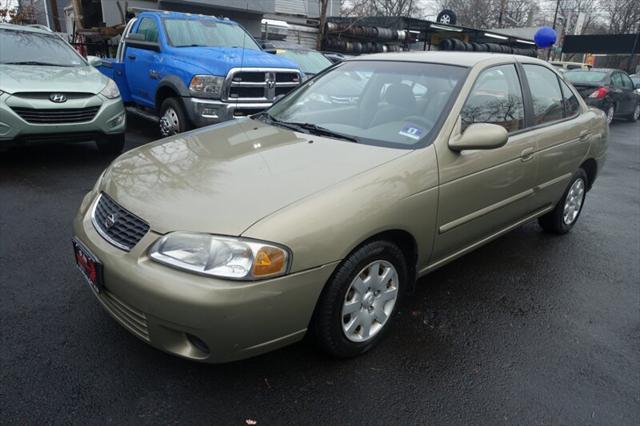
xmin=73 ymin=191 xmax=338 ymax=363
xmin=184 ymin=97 xmax=273 ymax=127
xmin=0 ymin=91 xmax=125 ymax=145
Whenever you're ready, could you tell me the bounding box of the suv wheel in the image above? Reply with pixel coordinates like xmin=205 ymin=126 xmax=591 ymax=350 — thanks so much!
xmin=96 ymin=133 xmax=125 ymax=156
xmin=538 ymin=169 xmax=588 ymax=234
xmin=159 ymin=98 xmax=191 ymax=136
xmin=311 ymin=240 xmax=407 ymax=358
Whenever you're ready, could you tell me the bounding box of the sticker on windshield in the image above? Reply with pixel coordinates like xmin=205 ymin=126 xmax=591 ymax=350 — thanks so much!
xmin=399 ymin=123 xmax=425 ymax=140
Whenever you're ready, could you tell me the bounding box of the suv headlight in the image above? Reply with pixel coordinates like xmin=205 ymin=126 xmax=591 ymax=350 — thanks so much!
xmin=149 ymin=232 xmax=290 ymax=280
xmin=100 ymin=79 xmax=120 ymax=99
xmin=189 ymin=75 xmax=224 ymax=98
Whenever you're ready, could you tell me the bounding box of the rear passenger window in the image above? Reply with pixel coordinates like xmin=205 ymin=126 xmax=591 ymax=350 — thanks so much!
xmin=523 ymin=65 xmax=564 ymax=125
xmin=461 ymin=64 xmax=525 ymax=133
xmin=560 ymin=80 xmax=580 ymax=117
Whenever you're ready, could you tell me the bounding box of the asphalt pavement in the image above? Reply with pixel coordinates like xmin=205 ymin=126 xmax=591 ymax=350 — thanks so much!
xmin=1 ymin=117 xmax=638 ymax=424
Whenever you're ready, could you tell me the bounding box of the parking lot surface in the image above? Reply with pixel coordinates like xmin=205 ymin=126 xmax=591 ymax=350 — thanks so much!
xmin=1 ymin=118 xmax=638 ymax=424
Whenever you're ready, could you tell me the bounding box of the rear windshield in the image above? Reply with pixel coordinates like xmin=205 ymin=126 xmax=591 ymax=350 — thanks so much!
xmin=565 ymin=70 xmax=608 ymax=84
xmin=164 ymin=18 xmax=260 ymax=50
xmin=0 ymin=29 xmax=85 ymax=67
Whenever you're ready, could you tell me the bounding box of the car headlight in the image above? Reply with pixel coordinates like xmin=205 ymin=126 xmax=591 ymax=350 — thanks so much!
xmin=100 ymin=79 xmax=120 ymax=99
xmin=189 ymin=75 xmax=224 ymax=98
xmin=149 ymin=232 xmax=290 ymax=280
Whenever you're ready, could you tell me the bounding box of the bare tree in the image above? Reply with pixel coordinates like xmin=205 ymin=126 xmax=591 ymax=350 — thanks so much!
xmin=601 ymin=0 xmax=640 ymax=34
xmin=341 ymin=0 xmax=423 ymax=17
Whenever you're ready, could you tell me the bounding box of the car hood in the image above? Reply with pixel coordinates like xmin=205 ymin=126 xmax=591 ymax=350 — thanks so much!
xmin=0 ymin=64 xmax=108 ymax=94
xmin=170 ymin=47 xmax=300 ymax=75
xmin=100 ymin=119 xmax=408 ymax=235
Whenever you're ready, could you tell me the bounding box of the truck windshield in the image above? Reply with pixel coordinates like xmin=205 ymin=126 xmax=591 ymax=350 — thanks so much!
xmin=265 ymin=61 xmax=467 ymax=149
xmin=0 ymin=29 xmax=85 ymax=67
xmin=164 ymin=19 xmax=260 ymax=50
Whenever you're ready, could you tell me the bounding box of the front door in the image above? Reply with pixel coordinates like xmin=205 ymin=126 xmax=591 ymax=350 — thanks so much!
xmin=125 ymin=17 xmax=161 ymax=108
xmin=432 ymin=63 xmax=539 ymax=262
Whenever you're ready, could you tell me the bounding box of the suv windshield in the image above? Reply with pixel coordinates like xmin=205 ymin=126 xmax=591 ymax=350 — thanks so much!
xmin=0 ymin=29 xmax=85 ymax=67
xmin=164 ymin=19 xmax=260 ymax=50
xmin=266 ymin=61 xmax=466 ymax=148
xmin=565 ymin=70 xmax=608 ymax=84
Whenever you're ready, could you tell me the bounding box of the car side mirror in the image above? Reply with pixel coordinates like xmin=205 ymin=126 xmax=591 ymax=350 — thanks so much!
xmin=87 ymin=55 xmax=102 ymax=67
xmin=449 ymin=123 xmax=508 ymax=152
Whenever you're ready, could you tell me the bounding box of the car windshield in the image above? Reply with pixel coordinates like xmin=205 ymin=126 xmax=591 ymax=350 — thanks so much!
xmin=0 ymin=29 xmax=85 ymax=67
xmin=265 ymin=61 xmax=466 ymax=148
xmin=565 ymin=70 xmax=608 ymax=84
xmin=277 ymin=49 xmax=332 ymax=75
xmin=164 ymin=18 xmax=260 ymax=50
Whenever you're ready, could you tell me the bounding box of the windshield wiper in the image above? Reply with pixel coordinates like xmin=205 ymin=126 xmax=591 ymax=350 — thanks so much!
xmin=285 ymin=122 xmax=359 ymax=143
xmin=2 ymin=61 xmax=72 ymax=67
xmin=252 ymin=112 xmax=304 ymax=132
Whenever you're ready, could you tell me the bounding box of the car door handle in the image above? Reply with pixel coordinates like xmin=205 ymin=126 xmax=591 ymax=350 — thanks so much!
xmin=520 ymin=147 xmax=535 ymax=162
xmin=579 ymin=130 xmax=590 ymax=141
xmin=149 ymin=70 xmax=159 ymax=80
xmin=127 ymin=54 xmax=136 ymax=60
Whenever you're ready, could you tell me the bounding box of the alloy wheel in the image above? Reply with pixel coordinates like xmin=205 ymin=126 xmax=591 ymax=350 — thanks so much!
xmin=633 ymin=104 xmax=640 ymax=121
xmin=341 ymin=260 xmax=399 ymax=343
xmin=606 ymin=106 xmax=614 ymax=125
xmin=563 ymin=178 xmax=585 ymax=225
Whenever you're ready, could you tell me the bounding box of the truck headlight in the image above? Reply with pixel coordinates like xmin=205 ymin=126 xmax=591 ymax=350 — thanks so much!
xmin=149 ymin=232 xmax=290 ymax=280
xmin=189 ymin=75 xmax=224 ymax=98
xmin=100 ymin=79 xmax=120 ymax=99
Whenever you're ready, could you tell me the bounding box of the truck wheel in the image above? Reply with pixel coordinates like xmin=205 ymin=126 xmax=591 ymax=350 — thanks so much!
xmin=311 ymin=240 xmax=407 ymax=358
xmin=159 ymin=98 xmax=191 ymax=137
xmin=96 ymin=133 xmax=125 ymax=156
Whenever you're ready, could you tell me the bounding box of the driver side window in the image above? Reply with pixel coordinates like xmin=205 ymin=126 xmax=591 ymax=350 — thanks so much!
xmin=136 ymin=18 xmax=159 ymax=43
xmin=460 ymin=64 xmax=525 ymax=133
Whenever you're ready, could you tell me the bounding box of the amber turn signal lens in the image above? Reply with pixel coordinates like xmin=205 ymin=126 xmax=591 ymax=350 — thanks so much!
xmin=252 ymin=246 xmax=287 ymax=277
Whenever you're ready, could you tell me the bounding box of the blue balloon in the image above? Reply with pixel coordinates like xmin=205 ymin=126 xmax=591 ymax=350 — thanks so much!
xmin=534 ymin=27 xmax=557 ymax=48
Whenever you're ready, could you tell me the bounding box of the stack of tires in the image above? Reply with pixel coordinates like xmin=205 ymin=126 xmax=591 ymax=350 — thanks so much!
xmin=438 ymin=38 xmax=537 ymax=57
xmin=324 ymin=22 xmax=406 ymax=55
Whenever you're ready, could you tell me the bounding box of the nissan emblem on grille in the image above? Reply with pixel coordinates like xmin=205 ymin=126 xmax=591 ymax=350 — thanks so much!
xmin=49 ymin=93 xmax=67 ymax=103
xmin=104 ymin=213 xmax=117 ymax=230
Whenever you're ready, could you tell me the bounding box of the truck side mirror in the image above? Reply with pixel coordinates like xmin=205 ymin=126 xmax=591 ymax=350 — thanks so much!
xmin=262 ymin=42 xmax=277 ymax=54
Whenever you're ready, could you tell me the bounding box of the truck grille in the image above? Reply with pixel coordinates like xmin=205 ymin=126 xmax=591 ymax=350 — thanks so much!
xmin=12 ymin=106 xmax=100 ymax=124
xmin=91 ymin=193 xmax=149 ymax=252
xmin=225 ymin=68 xmax=301 ymax=102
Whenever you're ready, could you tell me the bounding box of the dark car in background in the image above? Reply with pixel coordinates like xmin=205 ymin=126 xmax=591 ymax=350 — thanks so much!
xmin=271 ymin=44 xmax=333 ymax=79
xmin=564 ymin=68 xmax=640 ymax=124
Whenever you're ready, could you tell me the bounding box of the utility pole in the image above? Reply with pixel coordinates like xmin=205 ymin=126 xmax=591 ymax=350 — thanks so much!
xmin=548 ymin=0 xmax=561 ymax=60
xmin=498 ymin=0 xmax=506 ymax=27
xmin=317 ymin=0 xmax=328 ymax=50
xmin=71 ymin=0 xmax=83 ymax=29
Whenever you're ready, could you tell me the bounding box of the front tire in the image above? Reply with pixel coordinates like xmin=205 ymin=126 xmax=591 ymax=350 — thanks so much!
xmin=538 ymin=169 xmax=588 ymax=234
xmin=159 ymin=97 xmax=191 ymax=137
xmin=311 ymin=240 xmax=407 ymax=358
xmin=605 ymin=104 xmax=615 ymax=125
xmin=96 ymin=133 xmax=125 ymax=156
xmin=627 ymin=103 xmax=640 ymax=122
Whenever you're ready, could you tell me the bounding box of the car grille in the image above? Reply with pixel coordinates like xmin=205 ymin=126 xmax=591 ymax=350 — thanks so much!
xmin=92 ymin=193 xmax=150 ymax=252
xmin=98 ymin=290 xmax=150 ymax=342
xmin=11 ymin=106 xmax=100 ymax=124
xmin=225 ymin=68 xmax=301 ymax=102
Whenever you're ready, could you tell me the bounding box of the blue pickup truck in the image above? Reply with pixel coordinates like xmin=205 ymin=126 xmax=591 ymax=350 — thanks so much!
xmin=97 ymin=11 xmax=302 ymax=136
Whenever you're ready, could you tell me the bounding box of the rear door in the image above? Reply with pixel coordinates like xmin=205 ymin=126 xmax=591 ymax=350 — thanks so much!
xmin=618 ymin=73 xmax=637 ymax=114
xmin=520 ymin=63 xmax=592 ymax=208
xmin=125 ymin=16 xmax=162 ymax=108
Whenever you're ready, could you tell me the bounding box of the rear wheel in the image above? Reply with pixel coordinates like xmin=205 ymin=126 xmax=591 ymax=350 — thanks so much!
xmin=96 ymin=133 xmax=125 ymax=156
xmin=311 ymin=240 xmax=407 ymax=358
xmin=605 ymin=105 xmax=615 ymax=125
xmin=628 ymin=103 xmax=640 ymax=122
xmin=538 ymin=169 xmax=588 ymax=234
xmin=159 ymin=97 xmax=191 ymax=137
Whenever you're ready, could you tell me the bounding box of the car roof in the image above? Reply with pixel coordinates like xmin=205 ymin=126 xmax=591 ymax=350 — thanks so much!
xmin=349 ymin=51 xmax=545 ymax=67
xmin=0 ymin=22 xmax=54 ymax=35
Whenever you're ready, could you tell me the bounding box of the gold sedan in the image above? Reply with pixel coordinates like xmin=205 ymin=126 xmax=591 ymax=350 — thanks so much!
xmin=73 ymin=52 xmax=608 ymax=363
